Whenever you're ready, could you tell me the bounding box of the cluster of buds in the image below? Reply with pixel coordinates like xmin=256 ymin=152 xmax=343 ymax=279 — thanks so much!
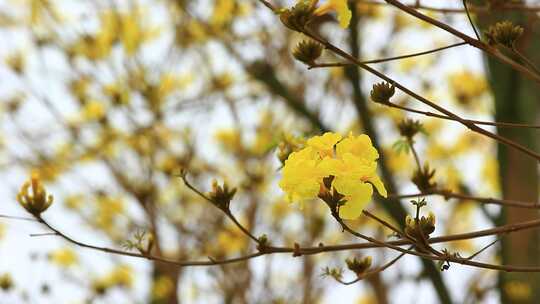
xmin=370 ymin=82 xmax=395 ymax=104
xmin=398 ymin=119 xmax=425 ymax=140
xmin=278 ymin=0 xmax=318 ymax=32
xmin=208 ymin=180 xmax=237 ymax=212
xmin=404 ymin=212 xmax=436 ymax=239
xmin=412 ymin=163 xmax=437 ymax=192
xmin=16 ymin=173 xmax=54 ymax=217
xmin=484 ymin=21 xmax=523 ymax=48
xmin=345 ymin=256 xmax=372 ymax=276
xmin=292 ymin=39 xmax=324 ymax=65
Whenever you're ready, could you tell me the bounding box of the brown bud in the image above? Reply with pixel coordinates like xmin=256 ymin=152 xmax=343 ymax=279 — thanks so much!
xmin=370 ymin=82 xmax=395 ymax=104
xmin=292 ymin=39 xmax=324 ymax=65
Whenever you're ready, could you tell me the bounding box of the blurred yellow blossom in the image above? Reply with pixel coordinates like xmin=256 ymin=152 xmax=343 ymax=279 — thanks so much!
xmin=49 ymin=247 xmax=78 ymax=268
xmin=108 ymin=264 xmax=133 ymax=288
xmin=448 ymin=70 xmax=488 ymax=105
xmin=0 ymin=222 xmax=5 ymax=240
xmin=211 ymin=0 xmax=235 ymax=27
xmin=104 ymin=82 xmax=130 ymax=105
xmin=93 ymin=264 xmax=134 ymax=294
xmin=217 ymin=227 xmax=248 ymax=255
xmin=215 ymin=128 xmax=243 ymax=153
xmin=81 ymin=100 xmax=106 ymax=121
xmin=446 ymin=201 xmax=476 ymax=253
xmin=152 ymin=276 xmax=175 ymax=300
xmin=505 ymin=281 xmax=532 ymax=301
xmin=482 ymin=156 xmax=500 ymax=194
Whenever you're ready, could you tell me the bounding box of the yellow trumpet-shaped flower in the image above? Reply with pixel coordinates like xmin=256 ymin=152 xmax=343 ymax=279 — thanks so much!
xmin=279 ymin=146 xmax=325 ymax=203
xmin=313 ymin=0 xmax=352 ymax=28
xmin=279 ymin=132 xmax=386 ymax=219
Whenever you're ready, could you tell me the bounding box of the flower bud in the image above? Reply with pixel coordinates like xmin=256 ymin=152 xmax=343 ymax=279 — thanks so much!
xmin=398 ymin=119 xmax=425 ymax=139
xmin=484 ymin=21 xmax=523 ymax=48
xmin=370 ymin=82 xmax=395 ymax=104
xmin=412 ymin=163 xmax=437 ymax=192
xmin=293 ymin=39 xmax=324 ymax=65
xmin=208 ymin=180 xmax=237 ymax=211
xmin=16 ymin=173 xmax=54 ymax=217
xmin=405 ymin=212 xmax=436 ymax=239
xmin=346 ymin=256 xmax=372 ymax=275
xmin=279 ymin=0 xmax=319 ymax=32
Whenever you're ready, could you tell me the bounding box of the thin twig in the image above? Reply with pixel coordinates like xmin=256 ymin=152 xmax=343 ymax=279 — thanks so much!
xmin=466 ymin=239 xmax=499 ymax=260
xmin=179 ymin=171 xmax=260 ymax=243
xmin=357 ymin=0 xmax=540 ymax=14
xmin=462 ymin=0 xmax=480 ymax=40
xmin=37 ymin=215 xmax=265 ymax=267
xmin=379 ymin=100 xmax=540 ymax=129
xmin=387 ymin=190 xmax=540 ymax=209
xmin=308 ymin=41 xmax=468 ymax=69
xmin=0 ymin=214 xmax=38 ymax=222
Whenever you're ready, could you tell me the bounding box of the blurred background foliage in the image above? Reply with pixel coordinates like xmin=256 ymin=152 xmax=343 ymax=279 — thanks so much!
xmin=0 ymin=0 xmax=538 ymax=303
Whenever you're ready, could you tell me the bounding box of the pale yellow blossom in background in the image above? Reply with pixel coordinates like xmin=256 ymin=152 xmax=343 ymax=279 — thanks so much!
xmin=50 ymin=247 xmax=78 ymax=268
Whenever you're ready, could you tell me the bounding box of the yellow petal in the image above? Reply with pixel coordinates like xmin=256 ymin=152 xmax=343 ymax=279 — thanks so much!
xmin=339 ymin=183 xmax=373 ymax=219
xmin=367 ymin=175 xmax=387 ymax=197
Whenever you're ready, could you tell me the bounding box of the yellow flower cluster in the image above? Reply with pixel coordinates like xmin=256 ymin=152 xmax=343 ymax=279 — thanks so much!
xmin=279 ymin=132 xmax=386 ymax=219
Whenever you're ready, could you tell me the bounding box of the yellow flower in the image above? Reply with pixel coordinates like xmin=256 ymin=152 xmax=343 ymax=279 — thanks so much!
xmin=279 ymin=146 xmax=325 ymax=203
xmin=306 ymin=132 xmax=342 ymax=158
xmin=314 ymin=0 xmax=351 ymax=28
xmin=279 ymin=132 xmax=386 ymax=219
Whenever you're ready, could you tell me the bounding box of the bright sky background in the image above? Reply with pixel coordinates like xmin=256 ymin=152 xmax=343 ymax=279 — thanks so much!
xmin=3 ymin=0 xmax=537 ymax=303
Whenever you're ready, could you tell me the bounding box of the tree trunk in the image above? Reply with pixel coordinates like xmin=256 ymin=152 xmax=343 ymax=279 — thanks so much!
xmin=475 ymin=4 xmax=540 ymax=303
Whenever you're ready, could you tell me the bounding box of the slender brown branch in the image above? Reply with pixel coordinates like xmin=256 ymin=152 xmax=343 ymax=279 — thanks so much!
xmin=180 ymin=170 xmax=260 ymax=243
xmin=388 ymin=189 xmax=540 ymax=209
xmin=8 ymin=211 xmax=540 ymax=270
xmin=362 ymin=210 xmax=410 ymax=240
xmin=466 ymin=239 xmax=499 ymax=260
xmin=36 ymin=215 xmax=265 ymax=267
xmin=512 ymin=46 xmax=540 ymax=76
xmin=334 ymin=214 xmax=540 ymax=272
xmin=462 ymin=0 xmax=480 ymax=40
xmin=379 ymin=100 xmax=540 ymax=129
xmin=0 ymin=214 xmax=38 ymax=222
xmin=309 ymin=41 xmax=468 ymax=69
xmin=357 ymin=0 xmax=540 ymax=14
